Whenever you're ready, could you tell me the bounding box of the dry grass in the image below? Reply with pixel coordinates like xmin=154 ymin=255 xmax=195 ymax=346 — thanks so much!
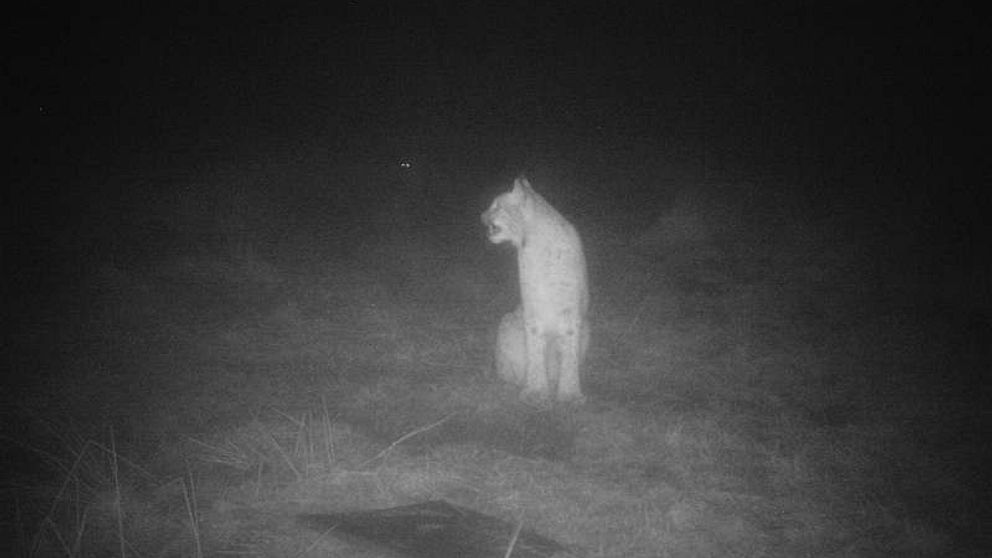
xmin=2 ymin=175 xmax=986 ymax=557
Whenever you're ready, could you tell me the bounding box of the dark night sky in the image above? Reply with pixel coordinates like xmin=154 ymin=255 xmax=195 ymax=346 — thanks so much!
xmin=5 ymin=2 xmax=983 ymax=260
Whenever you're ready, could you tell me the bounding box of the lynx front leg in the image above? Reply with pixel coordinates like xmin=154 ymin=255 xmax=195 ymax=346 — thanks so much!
xmin=555 ymin=325 xmax=585 ymax=403
xmin=521 ymin=324 xmax=551 ymax=401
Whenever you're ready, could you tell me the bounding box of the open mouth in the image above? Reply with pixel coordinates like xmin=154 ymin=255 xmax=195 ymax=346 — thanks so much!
xmin=487 ymin=223 xmax=502 ymax=237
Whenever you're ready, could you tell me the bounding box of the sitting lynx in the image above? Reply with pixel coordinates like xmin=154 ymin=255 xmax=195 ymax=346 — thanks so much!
xmin=482 ymin=177 xmax=590 ymax=403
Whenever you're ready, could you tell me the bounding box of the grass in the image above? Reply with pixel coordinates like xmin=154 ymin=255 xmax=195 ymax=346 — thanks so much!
xmin=2 ymin=171 xmax=987 ymax=557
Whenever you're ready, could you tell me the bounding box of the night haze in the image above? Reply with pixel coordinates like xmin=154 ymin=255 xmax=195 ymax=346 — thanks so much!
xmin=4 ymin=2 xmax=986 ymax=556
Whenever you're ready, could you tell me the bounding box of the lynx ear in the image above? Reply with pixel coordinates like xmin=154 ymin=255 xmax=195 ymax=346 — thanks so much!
xmin=513 ymin=176 xmax=533 ymax=194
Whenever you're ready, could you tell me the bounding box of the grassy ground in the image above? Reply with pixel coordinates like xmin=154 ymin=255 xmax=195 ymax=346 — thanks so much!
xmin=2 ymin=170 xmax=987 ymax=557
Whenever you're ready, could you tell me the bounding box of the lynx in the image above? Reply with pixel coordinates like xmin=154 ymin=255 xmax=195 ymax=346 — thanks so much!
xmin=482 ymin=177 xmax=589 ymax=403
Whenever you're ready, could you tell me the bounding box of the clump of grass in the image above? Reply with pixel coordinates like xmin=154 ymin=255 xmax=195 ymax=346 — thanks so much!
xmin=1 ymin=412 xmax=202 ymax=557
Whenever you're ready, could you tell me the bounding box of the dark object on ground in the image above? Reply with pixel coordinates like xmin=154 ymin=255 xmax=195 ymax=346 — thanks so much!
xmin=297 ymin=500 xmax=576 ymax=557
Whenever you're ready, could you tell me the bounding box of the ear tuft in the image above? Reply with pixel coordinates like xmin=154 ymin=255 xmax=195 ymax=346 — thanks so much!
xmin=513 ymin=175 xmax=532 ymax=193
